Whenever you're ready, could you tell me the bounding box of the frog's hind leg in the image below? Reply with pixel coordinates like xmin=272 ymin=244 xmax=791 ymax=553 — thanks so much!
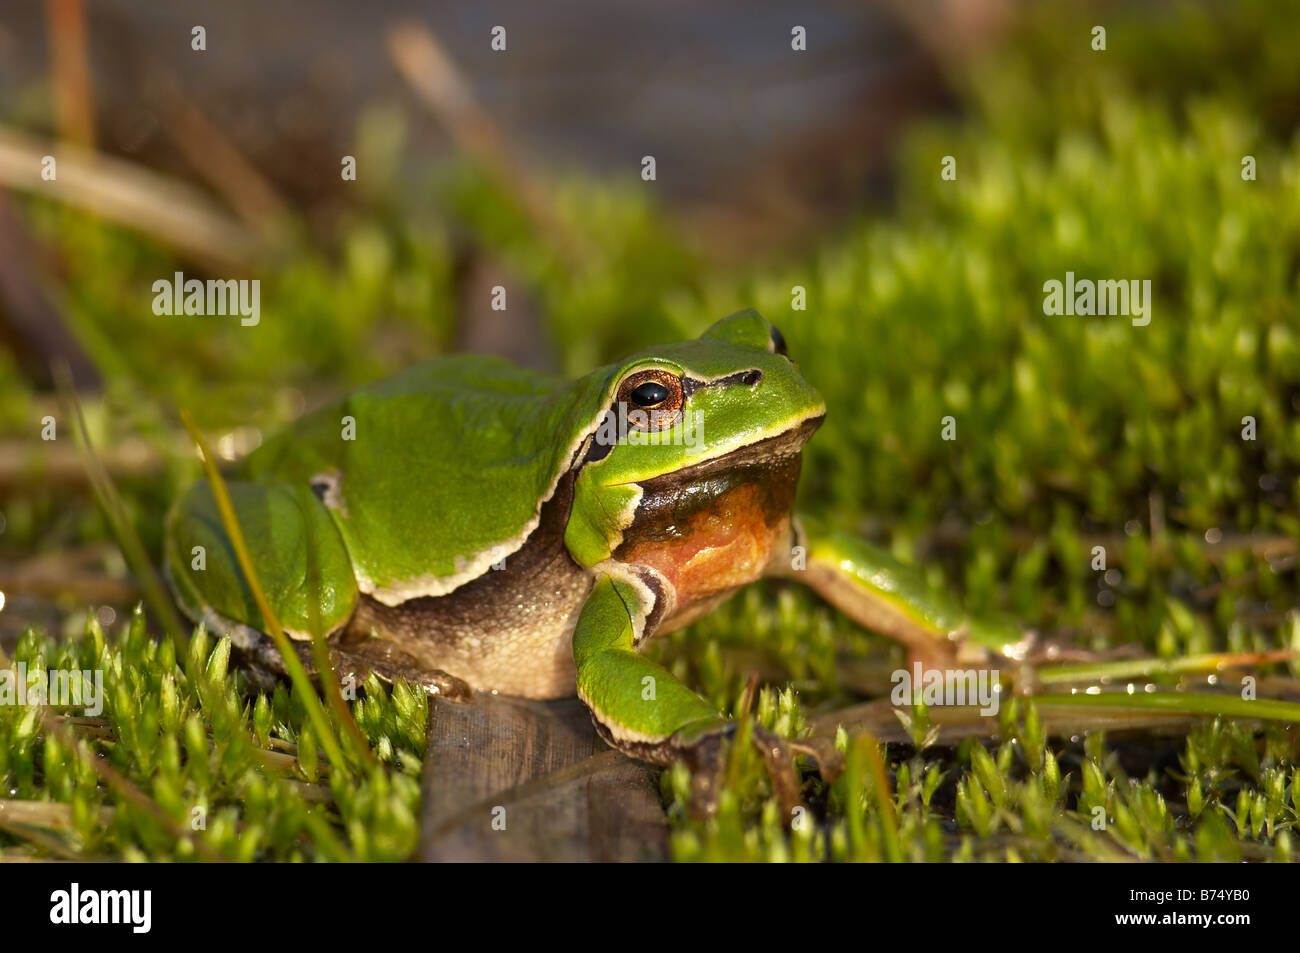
xmin=164 ymin=478 xmax=359 ymax=662
xmin=774 ymin=515 xmax=1028 ymax=669
xmin=166 ymin=478 xmax=472 ymax=699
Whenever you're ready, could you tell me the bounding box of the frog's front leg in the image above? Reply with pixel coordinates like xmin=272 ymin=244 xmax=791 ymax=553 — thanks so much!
xmin=572 ymin=569 xmax=803 ymax=814
xmin=573 ymin=570 xmax=723 ymax=764
xmin=775 ymin=516 xmax=1027 ymax=668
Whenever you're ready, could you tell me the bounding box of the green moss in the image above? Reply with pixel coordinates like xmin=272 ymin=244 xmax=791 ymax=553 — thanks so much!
xmin=0 ymin=609 xmax=424 ymax=861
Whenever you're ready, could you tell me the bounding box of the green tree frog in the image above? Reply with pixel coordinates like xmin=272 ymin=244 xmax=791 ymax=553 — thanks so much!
xmin=165 ymin=311 xmax=1022 ymax=769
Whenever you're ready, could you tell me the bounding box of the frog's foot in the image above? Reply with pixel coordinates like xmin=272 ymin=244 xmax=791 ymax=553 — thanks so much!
xmin=678 ymin=726 xmax=728 ymax=818
xmin=400 ymin=668 xmax=473 ymax=701
xmin=1023 ymin=637 xmax=1135 ymax=666
xmin=788 ymin=734 xmax=846 ymax=784
xmin=675 ymin=721 xmax=803 ymax=822
xmin=311 ymin=642 xmax=472 ymax=702
xmin=747 ymin=725 xmax=803 ymax=822
xmin=573 ymin=569 xmax=836 ymax=821
xmin=242 ymin=632 xmax=473 ymax=702
xmin=906 ymin=641 xmax=960 ymax=675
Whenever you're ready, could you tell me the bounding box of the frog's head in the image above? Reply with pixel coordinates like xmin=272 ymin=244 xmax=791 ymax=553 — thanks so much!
xmin=563 ymin=310 xmax=826 ymax=578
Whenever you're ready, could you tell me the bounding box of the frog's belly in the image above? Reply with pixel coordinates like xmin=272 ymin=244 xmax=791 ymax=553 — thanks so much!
xmin=349 ymin=553 xmax=594 ymax=700
xmin=344 ymin=466 xmax=594 ymax=699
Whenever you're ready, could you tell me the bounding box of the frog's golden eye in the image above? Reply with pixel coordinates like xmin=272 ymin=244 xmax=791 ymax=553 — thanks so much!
xmin=616 ymin=368 xmax=683 ymax=430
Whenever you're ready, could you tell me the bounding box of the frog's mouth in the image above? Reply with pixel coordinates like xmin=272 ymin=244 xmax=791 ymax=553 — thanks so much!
xmin=679 ymin=412 xmax=822 ymax=478
xmin=628 ymin=411 xmax=824 ymax=488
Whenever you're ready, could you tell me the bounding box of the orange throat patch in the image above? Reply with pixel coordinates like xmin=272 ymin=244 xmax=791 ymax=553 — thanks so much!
xmin=614 ymin=456 xmax=800 ymax=629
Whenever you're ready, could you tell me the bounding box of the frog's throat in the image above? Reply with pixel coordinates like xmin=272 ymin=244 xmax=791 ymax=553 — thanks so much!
xmin=607 ymin=419 xmax=818 ymax=622
xmin=619 ymin=507 xmax=795 ymax=634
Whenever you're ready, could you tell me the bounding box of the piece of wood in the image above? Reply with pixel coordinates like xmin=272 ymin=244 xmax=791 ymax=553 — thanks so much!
xmin=419 ymin=694 xmax=668 ymax=862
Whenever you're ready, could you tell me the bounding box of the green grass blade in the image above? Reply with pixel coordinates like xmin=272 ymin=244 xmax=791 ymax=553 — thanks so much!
xmin=1031 ymin=690 xmax=1300 ymax=722
xmin=1032 ymin=650 xmax=1298 ymax=686
xmin=178 ymin=409 xmax=351 ymax=772
xmin=54 ymin=364 xmax=187 ymax=646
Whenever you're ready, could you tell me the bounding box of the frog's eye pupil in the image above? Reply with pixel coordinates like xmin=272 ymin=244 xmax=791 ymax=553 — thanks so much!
xmin=630 ymin=381 xmax=670 ymax=407
xmin=769 ymin=324 xmax=788 ymax=357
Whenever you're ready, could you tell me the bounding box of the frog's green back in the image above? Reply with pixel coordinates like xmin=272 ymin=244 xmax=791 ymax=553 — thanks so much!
xmin=246 ymin=354 xmax=613 ymax=604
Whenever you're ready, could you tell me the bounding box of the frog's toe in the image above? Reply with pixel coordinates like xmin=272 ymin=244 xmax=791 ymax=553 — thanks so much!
xmin=788 ymin=735 xmax=845 ymax=784
xmin=748 ymin=725 xmax=803 ymax=824
xmin=681 ymin=730 xmax=730 ymax=819
xmin=325 ymin=648 xmax=473 ymax=702
xmin=676 ymin=722 xmax=806 ymax=823
xmin=406 ymin=669 xmax=472 ymax=702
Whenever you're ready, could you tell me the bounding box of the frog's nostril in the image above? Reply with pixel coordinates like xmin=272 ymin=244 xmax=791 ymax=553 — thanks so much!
xmin=742 ymin=370 xmax=762 ymax=387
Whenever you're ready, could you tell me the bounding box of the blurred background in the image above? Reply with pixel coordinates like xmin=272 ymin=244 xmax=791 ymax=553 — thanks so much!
xmin=0 ymin=0 xmax=1297 ymax=691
